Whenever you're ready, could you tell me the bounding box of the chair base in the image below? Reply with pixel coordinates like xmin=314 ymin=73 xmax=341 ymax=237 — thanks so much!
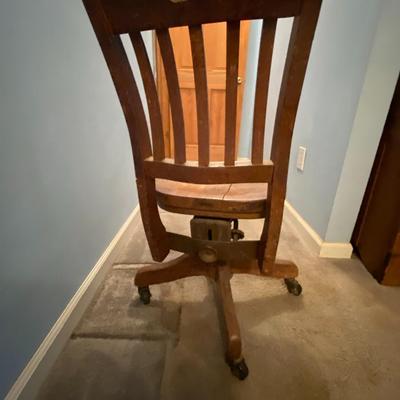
xmin=134 ymin=254 xmax=301 ymax=380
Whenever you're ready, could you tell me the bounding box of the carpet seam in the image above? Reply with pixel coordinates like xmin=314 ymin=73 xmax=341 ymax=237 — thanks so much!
xmin=70 ymin=332 xmax=175 ymax=341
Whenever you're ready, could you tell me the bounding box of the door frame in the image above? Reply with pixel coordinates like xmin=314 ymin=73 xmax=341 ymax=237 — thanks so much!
xmin=351 ymin=76 xmax=400 ymax=283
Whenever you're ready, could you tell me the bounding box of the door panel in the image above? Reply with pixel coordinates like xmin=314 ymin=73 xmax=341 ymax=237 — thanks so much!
xmin=209 ymin=89 xmax=226 ymax=160
xmin=157 ymin=22 xmax=249 ymax=161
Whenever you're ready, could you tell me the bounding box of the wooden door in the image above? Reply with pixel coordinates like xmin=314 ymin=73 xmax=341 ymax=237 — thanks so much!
xmin=352 ymin=77 xmax=400 ymax=285
xmin=382 ymin=233 xmax=400 ymax=285
xmin=156 ymin=22 xmax=250 ymax=161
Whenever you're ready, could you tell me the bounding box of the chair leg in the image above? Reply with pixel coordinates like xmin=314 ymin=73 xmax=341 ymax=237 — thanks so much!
xmin=134 ymin=254 xmax=217 ymax=287
xmin=134 ymin=254 xmax=298 ymax=377
xmin=215 ymin=263 xmax=249 ymax=380
xmin=230 ymin=258 xmax=299 ymax=278
xmin=134 ymin=254 xmax=216 ymax=304
xmin=230 ymin=259 xmax=303 ymax=296
xmin=284 ymin=277 xmax=302 ymax=296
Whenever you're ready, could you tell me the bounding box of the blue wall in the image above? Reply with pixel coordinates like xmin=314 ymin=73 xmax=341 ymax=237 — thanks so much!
xmin=286 ymin=0 xmax=383 ymax=238
xmin=324 ymin=0 xmax=400 ymax=242
xmin=240 ymin=0 xmax=383 ymax=240
xmin=0 ymin=1 xmax=151 ymax=396
xmin=239 ymin=18 xmax=293 ymax=159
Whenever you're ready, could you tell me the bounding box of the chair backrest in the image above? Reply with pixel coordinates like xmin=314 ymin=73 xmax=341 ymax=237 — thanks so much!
xmin=83 ymin=0 xmax=322 ymax=261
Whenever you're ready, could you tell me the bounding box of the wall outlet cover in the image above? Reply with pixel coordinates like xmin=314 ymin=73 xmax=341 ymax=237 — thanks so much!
xmin=297 ymin=146 xmax=307 ymax=171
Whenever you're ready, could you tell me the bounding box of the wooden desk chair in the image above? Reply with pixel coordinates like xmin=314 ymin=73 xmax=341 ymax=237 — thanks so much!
xmin=84 ymin=0 xmax=321 ymax=380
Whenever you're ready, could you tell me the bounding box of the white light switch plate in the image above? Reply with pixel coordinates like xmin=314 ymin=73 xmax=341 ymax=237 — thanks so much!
xmin=296 ymin=146 xmax=306 ymax=171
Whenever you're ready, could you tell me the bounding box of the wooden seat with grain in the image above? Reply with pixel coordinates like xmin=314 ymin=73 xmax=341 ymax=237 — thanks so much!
xmin=156 ymin=179 xmax=268 ymax=218
xmin=83 ymin=0 xmax=322 ymax=380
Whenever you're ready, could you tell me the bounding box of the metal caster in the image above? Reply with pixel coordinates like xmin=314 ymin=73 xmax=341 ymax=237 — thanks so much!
xmin=284 ymin=278 xmax=302 ymax=296
xmin=138 ymin=286 xmax=151 ymax=304
xmin=231 ymin=228 xmax=245 ymax=241
xmin=227 ymin=358 xmax=249 ymax=380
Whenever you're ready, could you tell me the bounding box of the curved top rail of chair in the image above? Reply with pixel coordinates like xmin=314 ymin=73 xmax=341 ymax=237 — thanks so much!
xmin=100 ymin=0 xmax=303 ymax=33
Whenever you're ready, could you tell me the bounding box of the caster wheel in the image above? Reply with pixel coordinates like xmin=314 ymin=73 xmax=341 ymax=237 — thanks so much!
xmin=284 ymin=278 xmax=302 ymax=296
xmin=228 ymin=358 xmax=249 ymax=380
xmin=138 ymin=286 xmax=151 ymax=304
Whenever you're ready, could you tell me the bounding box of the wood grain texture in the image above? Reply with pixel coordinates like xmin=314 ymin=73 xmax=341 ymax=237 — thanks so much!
xmin=382 ymin=233 xmax=400 ymax=286
xmin=134 ymin=254 xmax=216 ymax=286
xmin=216 ymin=263 xmax=242 ymax=362
xmin=156 ymin=28 xmax=186 ymax=164
xmin=155 ymin=39 xmax=172 ymax=157
xmin=130 ymin=31 xmax=165 ymax=160
xmin=84 ymin=0 xmax=322 ymax=375
xmin=262 ymin=0 xmax=322 ymax=271
xmin=156 ymin=179 xmax=268 ymax=219
xmin=167 ymin=233 xmax=259 ymax=261
xmin=83 ymin=0 xmax=169 ymax=261
xmin=144 ymin=158 xmax=273 ymax=184
xmin=136 ymin=177 xmax=169 ymax=261
xmin=230 ymin=258 xmax=299 ymax=278
xmin=225 ymin=21 xmax=240 ymax=165
xmin=161 ymin=22 xmax=250 ymax=163
xmin=189 ymin=25 xmax=210 ymax=166
xmin=251 ymin=19 xmax=277 ymax=164
xmin=352 ymin=77 xmax=400 ymax=284
xmin=101 ymin=0 xmax=302 ymax=33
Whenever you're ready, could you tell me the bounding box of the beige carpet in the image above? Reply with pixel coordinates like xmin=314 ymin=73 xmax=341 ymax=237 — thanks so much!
xmin=37 ymin=210 xmax=400 ymax=400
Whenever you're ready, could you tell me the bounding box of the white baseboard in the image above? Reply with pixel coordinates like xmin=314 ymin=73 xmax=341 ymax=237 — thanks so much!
xmin=5 ymin=206 xmax=140 ymax=400
xmin=284 ymin=200 xmax=323 ymax=254
xmin=284 ymin=201 xmax=353 ymax=259
xmin=319 ymin=242 xmax=353 ymax=259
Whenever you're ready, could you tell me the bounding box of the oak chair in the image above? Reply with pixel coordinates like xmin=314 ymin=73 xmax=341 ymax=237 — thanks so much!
xmin=83 ymin=0 xmax=321 ymax=380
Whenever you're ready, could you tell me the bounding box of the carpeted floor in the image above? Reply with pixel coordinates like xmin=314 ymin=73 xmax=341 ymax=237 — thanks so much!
xmin=37 ymin=210 xmax=400 ymax=400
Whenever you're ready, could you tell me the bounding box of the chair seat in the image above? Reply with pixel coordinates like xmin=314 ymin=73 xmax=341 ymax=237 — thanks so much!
xmin=155 ymin=179 xmax=268 ymax=219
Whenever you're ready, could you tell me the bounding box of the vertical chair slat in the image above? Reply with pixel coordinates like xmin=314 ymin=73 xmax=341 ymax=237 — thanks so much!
xmin=189 ymin=25 xmax=210 ymax=167
xmin=156 ymin=28 xmax=186 ymax=164
xmin=224 ymin=21 xmax=241 ymax=166
xmin=261 ymin=0 xmax=322 ymax=271
xmin=130 ymin=31 xmax=165 ymax=161
xmin=83 ymin=0 xmax=169 ymax=261
xmin=251 ymin=19 xmax=277 ymax=164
